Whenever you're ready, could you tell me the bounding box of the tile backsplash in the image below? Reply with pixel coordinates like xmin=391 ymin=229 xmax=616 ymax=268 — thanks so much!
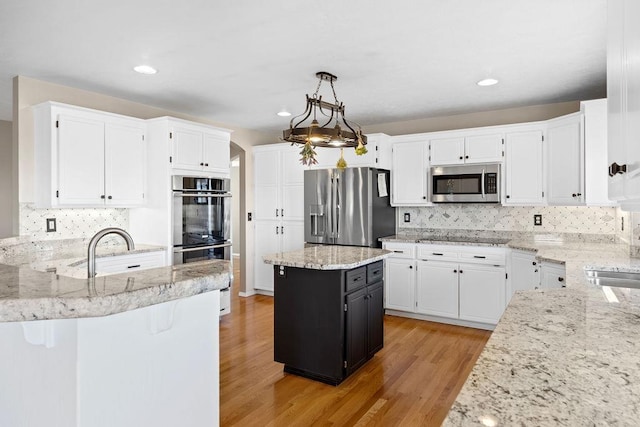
xmin=19 ymin=203 xmax=129 ymax=240
xmin=398 ymin=205 xmax=618 ymax=236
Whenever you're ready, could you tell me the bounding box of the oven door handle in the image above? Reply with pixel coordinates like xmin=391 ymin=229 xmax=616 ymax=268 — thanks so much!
xmin=481 ymin=168 xmax=485 ymax=199
xmin=174 ymin=193 xmax=232 ymax=198
xmin=173 ymin=243 xmax=232 ymax=253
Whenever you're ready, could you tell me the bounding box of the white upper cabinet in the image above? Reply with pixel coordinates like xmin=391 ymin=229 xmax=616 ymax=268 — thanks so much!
xmin=607 ymin=0 xmax=640 ymax=210
xmin=504 ymin=129 xmax=544 ymax=205
xmin=33 ymin=102 xmax=147 ymax=208
xmin=170 ymin=120 xmax=231 ymax=177
xmin=546 ymin=113 xmax=584 ymax=206
xmin=430 ymin=133 xmax=503 ymax=166
xmin=308 ymin=133 xmax=392 ymax=170
xmin=391 ymin=139 xmax=430 ymax=206
xmin=582 ymin=99 xmax=617 ymax=206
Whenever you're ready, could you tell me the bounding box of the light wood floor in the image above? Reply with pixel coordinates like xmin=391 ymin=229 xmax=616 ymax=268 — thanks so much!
xmin=220 ymin=261 xmax=491 ymax=426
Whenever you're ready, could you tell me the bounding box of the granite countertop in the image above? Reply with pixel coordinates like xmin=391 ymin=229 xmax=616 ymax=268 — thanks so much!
xmin=263 ymin=245 xmax=391 ymax=270
xmin=388 ymin=230 xmax=640 ymax=425
xmin=0 ymin=259 xmax=231 ymax=322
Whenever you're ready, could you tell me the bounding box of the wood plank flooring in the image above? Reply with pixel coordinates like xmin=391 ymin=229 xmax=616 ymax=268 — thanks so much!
xmin=220 ymin=262 xmax=491 ymax=426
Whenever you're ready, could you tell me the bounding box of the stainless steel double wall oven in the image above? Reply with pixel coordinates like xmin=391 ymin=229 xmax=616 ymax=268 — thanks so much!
xmin=172 ymin=176 xmax=232 ymax=264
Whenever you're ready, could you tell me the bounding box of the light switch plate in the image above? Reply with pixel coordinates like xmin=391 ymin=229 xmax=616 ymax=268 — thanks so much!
xmin=404 ymin=213 xmax=411 ymax=223
xmin=46 ymin=218 xmax=57 ymax=232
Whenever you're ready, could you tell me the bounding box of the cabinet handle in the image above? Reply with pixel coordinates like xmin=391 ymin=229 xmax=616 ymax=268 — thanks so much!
xmin=393 ymin=250 xmax=404 ymax=254
xmin=276 ymin=209 xmax=279 ymax=217
xmin=432 ymin=252 xmax=443 ymax=256
xmin=506 ymin=195 xmax=510 ymax=199
xmin=453 ymin=269 xmax=457 ymax=273
xmin=572 ymin=193 xmax=577 ymax=197
xmin=534 ymin=269 xmax=538 ymax=273
xmin=281 ymin=226 xmax=284 ymax=234
xmin=422 ymin=196 xmax=426 ymax=199
xmin=459 ymin=269 xmax=463 ymax=274
xmin=127 ymin=264 xmax=141 ymax=269
xmin=459 ymin=156 xmax=463 ymax=160
xmin=200 ymin=162 xmax=204 ymax=166
xmin=108 ymin=195 xmax=113 ymax=200
xmin=409 ymin=265 xmax=413 ymax=269
xmin=205 ymin=163 xmax=209 ymax=167
xmin=576 ymin=193 xmax=582 ymax=197
xmin=465 ymin=155 xmax=469 ymax=159
xmin=473 ymin=255 xmax=486 ymax=259
xmin=558 ymin=277 xmax=564 ymax=282
xmin=276 ymin=226 xmax=279 ymax=235
xmin=532 ymin=261 xmax=537 ymax=266
xmin=609 ymin=162 xmax=627 ymax=177
xmin=281 ymin=208 xmax=284 ymax=216
xmin=100 ymin=195 xmax=105 ymax=199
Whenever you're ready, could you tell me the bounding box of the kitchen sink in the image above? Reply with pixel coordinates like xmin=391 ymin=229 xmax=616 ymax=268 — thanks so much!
xmin=585 ymin=269 xmax=640 ymax=289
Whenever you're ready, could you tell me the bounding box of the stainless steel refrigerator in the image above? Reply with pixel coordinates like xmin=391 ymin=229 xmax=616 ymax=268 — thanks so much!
xmin=304 ymin=167 xmax=395 ymax=247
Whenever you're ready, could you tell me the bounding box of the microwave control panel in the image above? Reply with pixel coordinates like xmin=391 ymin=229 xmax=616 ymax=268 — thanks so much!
xmin=485 ymin=173 xmax=498 ymax=194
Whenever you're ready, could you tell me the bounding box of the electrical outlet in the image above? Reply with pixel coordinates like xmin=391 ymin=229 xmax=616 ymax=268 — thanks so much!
xmin=248 ymin=212 xmax=252 ymax=221
xmin=46 ymin=218 xmax=56 ymax=232
xmin=404 ymin=213 xmax=411 ymax=223
xmin=534 ymin=214 xmax=542 ymax=226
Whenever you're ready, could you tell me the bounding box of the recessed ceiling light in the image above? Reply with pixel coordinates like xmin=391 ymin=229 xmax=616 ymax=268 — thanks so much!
xmin=477 ymin=78 xmax=499 ymax=86
xmin=133 ymin=65 xmax=157 ymax=75
xmin=277 ymin=110 xmax=292 ymax=117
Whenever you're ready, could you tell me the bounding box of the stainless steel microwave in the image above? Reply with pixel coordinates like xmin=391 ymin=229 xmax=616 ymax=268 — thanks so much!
xmin=430 ymin=164 xmax=501 ymax=203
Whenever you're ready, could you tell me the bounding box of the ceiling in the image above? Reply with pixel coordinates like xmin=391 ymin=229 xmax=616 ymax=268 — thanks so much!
xmin=0 ymin=0 xmax=607 ymax=139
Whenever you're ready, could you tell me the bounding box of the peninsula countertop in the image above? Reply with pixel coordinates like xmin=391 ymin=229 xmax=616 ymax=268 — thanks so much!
xmin=263 ymin=245 xmax=391 ymax=270
xmin=382 ymin=231 xmax=640 ymax=426
xmin=0 ymin=260 xmax=231 ymax=322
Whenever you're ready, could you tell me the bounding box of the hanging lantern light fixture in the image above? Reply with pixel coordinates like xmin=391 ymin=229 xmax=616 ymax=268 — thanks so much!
xmin=282 ymin=72 xmax=367 ymax=166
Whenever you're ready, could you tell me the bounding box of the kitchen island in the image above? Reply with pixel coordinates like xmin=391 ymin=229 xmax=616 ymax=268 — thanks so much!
xmin=0 ymin=258 xmax=230 ymax=427
xmin=263 ymin=245 xmax=391 ymax=385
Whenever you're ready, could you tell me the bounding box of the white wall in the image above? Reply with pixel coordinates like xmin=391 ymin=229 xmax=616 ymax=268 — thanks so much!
xmin=0 ymin=120 xmax=12 ymax=238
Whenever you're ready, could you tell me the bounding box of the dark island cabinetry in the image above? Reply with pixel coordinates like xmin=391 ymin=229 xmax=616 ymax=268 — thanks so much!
xmin=274 ymin=260 xmax=384 ymax=385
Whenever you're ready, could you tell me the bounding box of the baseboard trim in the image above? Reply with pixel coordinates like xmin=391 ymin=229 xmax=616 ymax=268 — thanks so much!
xmin=238 ymin=291 xmax=256 ymax=298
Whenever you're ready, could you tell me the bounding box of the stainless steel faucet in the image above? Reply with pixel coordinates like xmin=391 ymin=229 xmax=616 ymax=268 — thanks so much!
xmin=87 ymin=227 xmax=135 ymax=278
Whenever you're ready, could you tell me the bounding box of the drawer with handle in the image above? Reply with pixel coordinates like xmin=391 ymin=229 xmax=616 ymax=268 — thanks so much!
xmin=458 ymin=249 xmax=506 ymax=266
xmin=345 ymin=267 xmax=367 ymax=292
xmin=367 ymin=261 xmax=383 ymax=284
xmin=416 ymin=245 xmax=459 ymax=261
xmin=382 ymin=243 xmax=416 ymax=259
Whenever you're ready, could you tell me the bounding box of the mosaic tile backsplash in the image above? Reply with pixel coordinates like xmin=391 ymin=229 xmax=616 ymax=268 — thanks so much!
xmin=20 ymin=203 xmax=129 ymax=240
xmin=397 ymin=205 xmax=618 ymax=236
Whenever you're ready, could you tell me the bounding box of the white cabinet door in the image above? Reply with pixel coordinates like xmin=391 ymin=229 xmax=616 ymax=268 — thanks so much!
xmin=254 ymin=186 xmax=279 ymax=220
xmin=625 ymin=0 xmax=640 ymax=202
xmin=280 ymin=220 xmax=304 ymax=252
xmin=57 ymin=114 xmax=105 ymax=205
xmin=202 ymin=132 xmax=230 ymax=174
xmin=254 ymin=150 xmax=280 ymax=186
xmin=280 ymin=148 xmax=305 ymax=185
xmin=459 ymin=264 xmax=506 ymax=324
xmin=416 ymin=260 xmax=458 ymax=318
xmin=582 ymin=99 xmax=616 ymax=206
xmin=508 ymin=250 xmax=540 ymax=300
xmin=104 ymin=121 xmax=146 ymax=206
xmin=391 ymin=141 xmax=429 ymax=206
xmin=504 ymin=130 xmax=544 ymax=205
xmin=465 ymin=134 xmax=503 ymax=163
xmin=384 ymin=258 xmax=416 ymax=312
xmin=254 ymin=221 xmax=280 ymax=291
xmin=172 ymin=126 xmax=203 ymax=171
xmin=546 ymin=114 xmax=584 ymax=206
xmin=429 ymin=137 xmax=464 ymax=165
xmin=281 ymin=185 xmax=304 ymax=221
xmin=540 ymin=263 xmax=566 ymax=289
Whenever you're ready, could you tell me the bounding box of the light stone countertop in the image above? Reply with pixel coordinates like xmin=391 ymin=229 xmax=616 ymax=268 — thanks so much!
xmin=0 ymin=259 xmax=231 ymax=322
xmin=263 ymin=245 xmax=391 ymax=270
xmin=382 ymin=231 xmax=640 ymax=426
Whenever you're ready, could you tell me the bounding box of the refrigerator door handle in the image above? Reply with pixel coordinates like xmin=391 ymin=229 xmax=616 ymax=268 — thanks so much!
xmin=335 ymin=175 xmax=340 ymax=239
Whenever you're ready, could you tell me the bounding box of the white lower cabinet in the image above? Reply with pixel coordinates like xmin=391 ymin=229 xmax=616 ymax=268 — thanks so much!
xmin=95 ymin=251 xmax=166 ymax=276
xmin=416 ymin=260 xmax=458 ymax=318
xmin=383 ymin=242 xmax=506 ymax=329
xmin=458 ymin=264 xmax=506 ymax=324
xmin=540 ymin=262 xmax=566 ymax=289
xmin=384 ymin=258 xmax=416 ymax=312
